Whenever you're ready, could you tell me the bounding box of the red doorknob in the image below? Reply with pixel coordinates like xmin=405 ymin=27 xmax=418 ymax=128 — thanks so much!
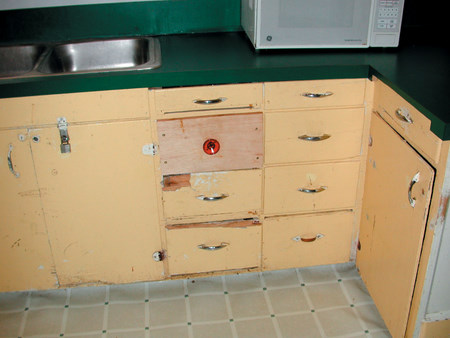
xmin=203 ymin=139 xmax=220 ymax=155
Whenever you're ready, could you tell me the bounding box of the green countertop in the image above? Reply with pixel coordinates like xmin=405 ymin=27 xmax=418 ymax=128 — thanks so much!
xmin=0 ymin=32 xmax=449 ymax=140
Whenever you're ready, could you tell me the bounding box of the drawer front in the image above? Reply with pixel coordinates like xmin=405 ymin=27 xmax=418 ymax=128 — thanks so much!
xmin=157 ymin=113 xmax=263 ymax=175
xmin=153 ymin=83 xmax=262 ymax=117
xmin=264 ymin=162 xmax=360 ymax=215
xmin=162 ymin=169 xmax=262 ymax=222
xmin=264 ymin=79 xmax=366 ymax=110
xmin=263 ymin=212 xmax=354 ymax=270
xmin=374 ymin=80 xmax=441 ymax=165
xmin=30 ymin=88 xmax=149 ymax=125
xmin=166 ymin=221 xmax=261 ymax=275
xmin=265 ymin=108 xmax=364 ymax=164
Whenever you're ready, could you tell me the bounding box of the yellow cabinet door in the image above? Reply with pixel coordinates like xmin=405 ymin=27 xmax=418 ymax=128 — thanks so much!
xmin=30 ymin=120 xmax=163 ymax=287
xmin=357 ymin=113 xmax=435 ymax=338
xmin=0 ymin=130 xmax=56 ymax=291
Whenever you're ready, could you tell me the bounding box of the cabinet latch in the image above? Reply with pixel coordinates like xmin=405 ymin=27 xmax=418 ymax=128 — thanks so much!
xmin=57 ymin=117 xmax=71 ymax=154
xmin=142 ymin=143 xmax=157 ymax=156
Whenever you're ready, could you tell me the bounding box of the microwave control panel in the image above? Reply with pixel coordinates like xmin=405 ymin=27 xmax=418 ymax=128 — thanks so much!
xmin=370 ymin=0 xmax=404 ymax=47
xmin=373 ymin=0 xmax=404 ymax=32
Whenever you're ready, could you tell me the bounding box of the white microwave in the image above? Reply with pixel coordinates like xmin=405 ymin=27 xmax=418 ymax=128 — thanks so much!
xmin=241 ymin=0 xmax=404 ymax=49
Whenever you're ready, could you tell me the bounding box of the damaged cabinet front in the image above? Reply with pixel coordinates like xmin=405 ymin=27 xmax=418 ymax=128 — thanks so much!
xmin=0 ymin=89 xmax=164 ymax=290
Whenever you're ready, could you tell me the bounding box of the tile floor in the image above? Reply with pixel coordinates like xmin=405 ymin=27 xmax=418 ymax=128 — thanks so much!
xmin=0 ymin=263 xmax=391 ymax=338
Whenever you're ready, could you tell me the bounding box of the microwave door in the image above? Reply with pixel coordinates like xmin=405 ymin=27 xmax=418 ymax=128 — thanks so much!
xmin=258 ymin=0 xmax=372 ymax=48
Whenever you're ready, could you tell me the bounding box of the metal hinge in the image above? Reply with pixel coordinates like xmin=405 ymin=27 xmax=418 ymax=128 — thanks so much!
xmin=142 ymin=143 xmax=158 ymax=156
xmin=57 ymin=117 xmax=71 ymax=154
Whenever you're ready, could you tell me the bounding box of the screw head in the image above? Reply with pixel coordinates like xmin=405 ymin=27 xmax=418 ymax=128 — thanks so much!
xmin=266 ymin=35 xmax=272 ymax=41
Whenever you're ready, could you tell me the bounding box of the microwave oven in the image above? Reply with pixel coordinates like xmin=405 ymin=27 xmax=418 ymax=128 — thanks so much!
xmin=241 ymin=0 xmax=404 ymax=49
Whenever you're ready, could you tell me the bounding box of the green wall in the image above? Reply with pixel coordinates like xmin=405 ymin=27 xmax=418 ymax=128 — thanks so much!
xmin=0 ymin=0 xmax=242 ymax=45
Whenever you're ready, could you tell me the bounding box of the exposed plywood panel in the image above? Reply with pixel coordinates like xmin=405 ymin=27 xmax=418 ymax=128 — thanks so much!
xmin=157 ymin=113 xmax=263 ymax=175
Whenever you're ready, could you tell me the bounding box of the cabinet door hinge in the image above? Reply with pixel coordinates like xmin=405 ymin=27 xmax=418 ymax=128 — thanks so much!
xmin=57 ymin=117 xmax=71 ymax=154
xmin=142 ymin=143 xmax=158 ymax=156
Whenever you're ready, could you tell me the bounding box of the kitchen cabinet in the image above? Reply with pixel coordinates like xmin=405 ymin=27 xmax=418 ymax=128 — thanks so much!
xmin=1 ymin=77 xmax=448 ymax=338
xmin=357 ymin=112 xmax=435 ymax=338
xmin=0 ymin=89 xmax=164 ymax=289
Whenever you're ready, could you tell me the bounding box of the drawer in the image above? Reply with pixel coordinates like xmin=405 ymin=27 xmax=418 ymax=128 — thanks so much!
xmin=30 ymin=88 xmax=149 ymax=125
xmin=263 ymin=211 xmax=354 ymax=270
xmin=166 ymin=220 xmax=261 ymax=275
xmin=1 ymin=89 xmax=149 ymax=128
xmin=374 ymin=80 xmax=442 ymax=165
xmin=162 ymin=169 xmax=262 ymax=222
xmin=265 ymin=108 xmax=364 ymax=164
xmin=153 ymin=83 xmax=263 ymax=118
xmin=157 ymin=113 xmax=263 ymax=175
xmin=264 ymin=79 xmax=366 ymax=111
xmin=264 ymin=162 xmax=360 ymax=215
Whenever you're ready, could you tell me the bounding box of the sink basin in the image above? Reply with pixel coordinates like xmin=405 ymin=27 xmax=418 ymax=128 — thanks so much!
xmin=37 ymin=37 xmax=161 ymax=74
xmin=0 ymin=45 xmax=46 ymax=78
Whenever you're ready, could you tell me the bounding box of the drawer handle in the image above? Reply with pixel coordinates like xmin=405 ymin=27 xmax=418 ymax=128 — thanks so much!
xmin=408 ymin=172 xmax=420 ymax=208
xmin=196 ymin=194 xmax=229 ymax=201
xmin=292 ymin=234 xmax=325 ymax=242
xmin=297 ymin=186 xmax=327 ymax=193
xmin=298 ymin=134 xmax=331 ymax=142
xmin=198 ymin=242 xmax=229 ymax=251
xmin=302 ymin=91 xmax=333 ymax=98
xmin=193 ymin=97 xmax=227 ymax=105
xmin=7 ymin=144 xmax=20 ymax=178
xmin=395 ymin=108 xmax=414 ymax=124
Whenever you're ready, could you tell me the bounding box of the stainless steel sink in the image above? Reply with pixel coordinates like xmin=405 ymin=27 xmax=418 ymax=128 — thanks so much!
xmin=0 ymin=37 xmax=161 ymax=79
xmin=38 ymin=37 xmax=161 ymax=74
xmin=0 ymin=45 xmax=46 ymax=78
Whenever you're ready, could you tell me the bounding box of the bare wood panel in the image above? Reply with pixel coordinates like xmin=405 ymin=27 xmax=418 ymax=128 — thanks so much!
xmin=264 ymin=161 xmax=360 ymax=215
xmin=373 ymin=79 xmax=441 ymax=165
xmin=157 ymin=113 xmax=263 ymax=175
xmin=162 ymin=169 xmax=262 ymax=222
xmin=263 ymin=211 xmax=354 ymax=270
xmin=153 ymin=83 xmax=262 ymax=117
xmin=264 ymin=79 xmax=366 ymax=110
xmin=30 ymin=120 xmax=163 ymax=287
xmin=0 ymin=129 xmax=56 ymax=291
xmin=357 ymin=113 xmax=435 ymax=338
xmin=166 ymin=223 xmax=261 ymax=275
xmin=29 ymin=88 xmax=149 ymax=125
xmin=265 ymin=108 xmax=364 ymax=164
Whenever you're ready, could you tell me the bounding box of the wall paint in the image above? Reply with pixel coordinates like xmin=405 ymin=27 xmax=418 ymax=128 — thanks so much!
xmin=0 ymin=0 xmax=241 ymax=45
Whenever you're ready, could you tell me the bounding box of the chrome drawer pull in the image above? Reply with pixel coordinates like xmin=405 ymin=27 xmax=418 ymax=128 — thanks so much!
xmin=395 ymin=108 xmax=414 ymax=124
xmin=302 ymin=91 xmax=333 ymax=98
xmin=196 ymin=194 xmax=229 ymax=201
xmin=298 ymin=134 xmax=331 ymax=142
xmin=193 ymin=97 xmax=227 ymax=105
xmin=297 ymin=186 xmax=327 ymax=193
xmin=292 ymin=234 xmax=325 ymax=242
xmin=408 ymin=172 xmax=420 ymax=208
xmin=7 ymin=144 xmax=20 ymax=178
xmin=198 ymin=242 xmax=229 ymax=251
